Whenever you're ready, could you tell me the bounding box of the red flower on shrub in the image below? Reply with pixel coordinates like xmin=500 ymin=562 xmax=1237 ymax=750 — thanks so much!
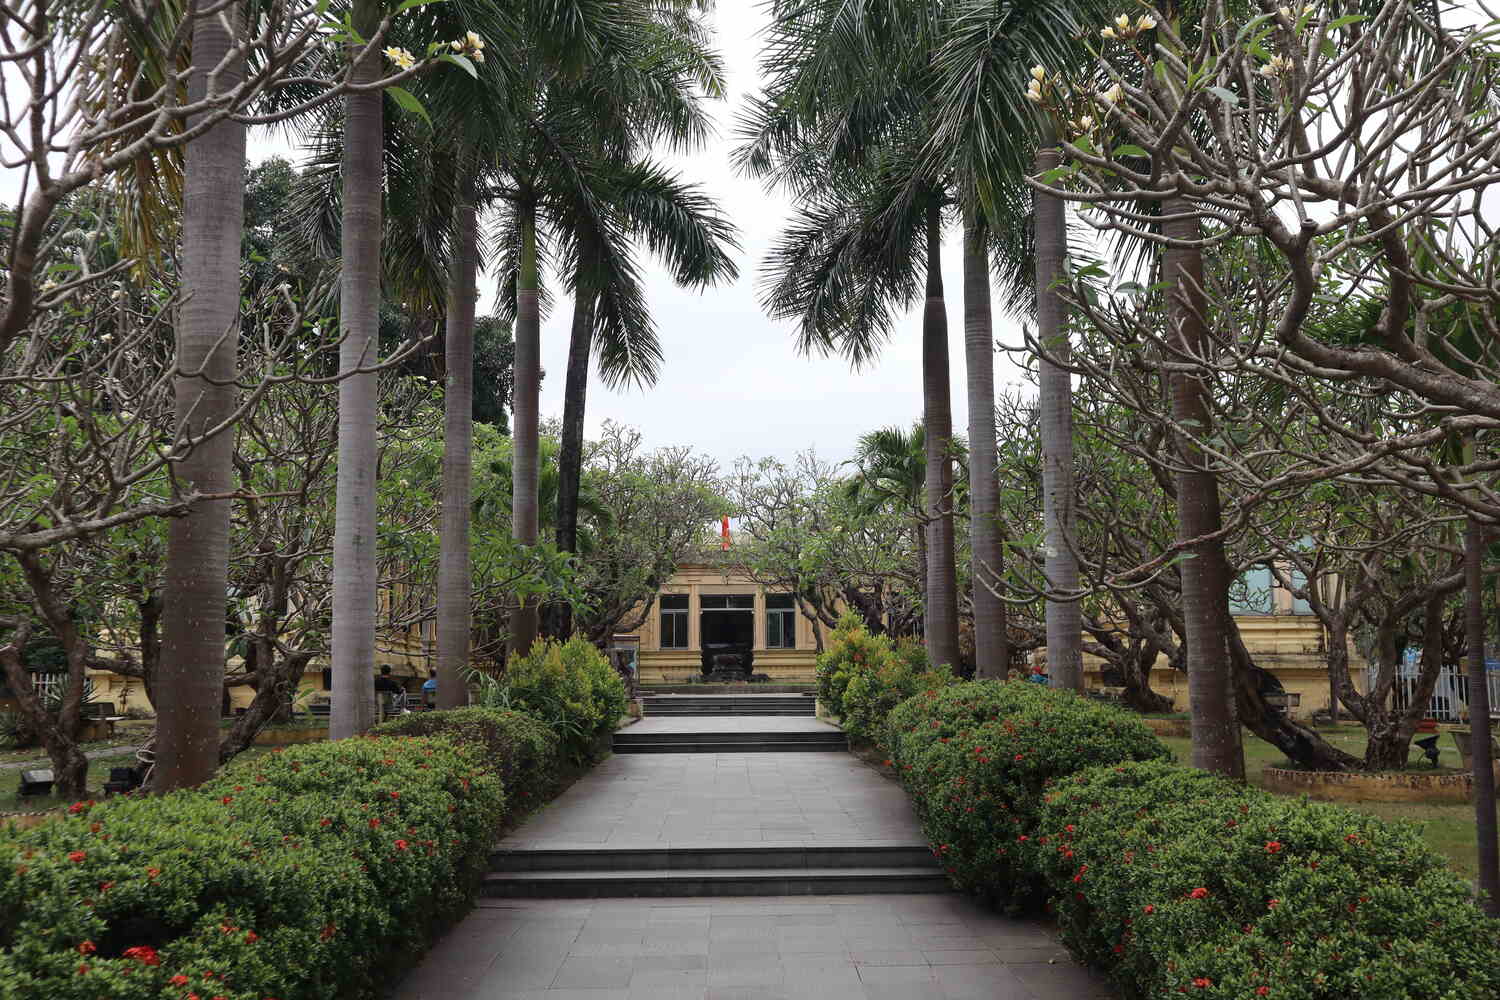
xmin=77 ymin=941 xmax=95 ymax=955
xmin=170 ymin=975 xmax=190 ymax=986
xmin=122 ymin=945 xmax=159 ymax=966
xmin=68 ymin=801 xmax=88 ymax=814
xmin=221 ymin=796 xmax=233 ymax=805
xmin=389 ymin=791 xmax=400 ymax=799
xmin=1257 ymin=988 xmax=1270 ymax=996
xmin=1267 ymin=899 xmax=1279 ymax=909
xmin=67 ymin=850 xmax=85 ymax=863
xmin=147 ymin=867 xmax=160 ymax=878
xmin=1266 ymin=841 xmax=1282 ymax=854
xmin=1193 ymin=978 xmax=1212 ymax=988
xmin=99 ymin=881 xmax=113 ymax=892
xmin=369 ymin=818 xmax=381 ymax=829
xmin=77 ymin=964 xmax=89 ymax=975
xmin=245 ymin=931 xmax=259 ymax=943
xmin=319 ymin=818 xmax=331 ymax=827
xmin=320 ymin=924 xmax=337 ymax=941
xmin=1143 ymin=905 xmax=1154 ymax=914
xmin=395 ymin=839 xmax=410 ymax=851
xmin=1014 ymin=753 xmax=1024 ymax=761
xmin=1189 ymin=888 xmax=1209 ymax=900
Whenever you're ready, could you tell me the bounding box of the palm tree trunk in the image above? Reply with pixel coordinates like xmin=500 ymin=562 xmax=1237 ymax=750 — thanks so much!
xmin=1162 ymin=193 xmax=1243 ymax=777
xmin=436 ymin=153 xmax=478 ymax=710
xmin=510 ymin=200 xmax=541 ymax=657
xmin=1466 ymin=513 xmax=1499 ymax=915
xmin=156 ymin=4 xmax=245 ymax=789
xmin=922 ymin=199 xmax=961 ymax=673
xmin=1034 ymin=141 xmax=1082 ymax=693
xmin=330 ymin=0 xmax=383 ymax=738
xmin=962 ymin=201 xmax=1006 ymax=679
xmin=553 ymin=279 xmax=596 ymax=639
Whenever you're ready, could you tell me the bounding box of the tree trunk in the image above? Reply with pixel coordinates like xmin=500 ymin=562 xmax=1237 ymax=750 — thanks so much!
xmin=962 ymin=202 xmax=1006 ymax=680
xmin=922 ymin=200 xmax=960 ymax=673
xmin=330 ymin=0 xmax=383 ymax=738
xmin=1466 ymin=514 xmax=1499 ymax=915
xmin=156 ymin=4 xmax=246 ymax=789
xmin=1034 ymin=141 xmax=1082 ymax=692
xmin=436 ymin=154 xmax=478 ymax=711
xmin=1226 ymin=619 xmax=1362 ymax=771
xmin=218 ymin=651 xmax=312 ymax=762
xmin=552 ymin=280 xmax=596 ymax=639
xmin=510 ymin=200 xmax=542 ymax=657
xmin=1162 ymin=193 xmax=1243 ymax=778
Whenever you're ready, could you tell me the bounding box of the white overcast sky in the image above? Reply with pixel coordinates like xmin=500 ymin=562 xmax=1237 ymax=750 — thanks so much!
xmin=514 ymin=2 xmax=1029 ymax=471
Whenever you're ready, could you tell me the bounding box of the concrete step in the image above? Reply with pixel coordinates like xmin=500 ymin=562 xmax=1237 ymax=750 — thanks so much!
xmin=481 ymin=867 xmax=949 ymax=898
xmin=615 ymin=730 xmax=844 ymax=744
xmin=613 ymin=739 xmax=848 ymax=753
xmin=642 ymin=696 xmax=816 ymax=717
xmin=490 ymin=843 xmax=937 ymax=872
xmin=643 ymin=708 xmax=815 ymax=716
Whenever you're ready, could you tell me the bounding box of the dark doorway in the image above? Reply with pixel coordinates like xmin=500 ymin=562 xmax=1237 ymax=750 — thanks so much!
xmin=700 ymin=594 xmax=754 ymax=677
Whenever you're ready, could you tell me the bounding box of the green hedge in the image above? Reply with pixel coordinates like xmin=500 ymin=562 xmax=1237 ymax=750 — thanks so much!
xmin=371 ymin=707 xmax=559 ymax=819
xmin=476 ymin=637 xmax=626 ymax=764
xmin=882 ymin=679 xmax=1500 ymax=997
xmin=1036 ymin=762 xmax=1500 ymax=999
xmin=815 ymin=614 xmax=955 ymax=743
xmin=885 ymin=680 xmax=1170 ymax=911
xmin=0 ymin=733 xmax=505 ymax=1000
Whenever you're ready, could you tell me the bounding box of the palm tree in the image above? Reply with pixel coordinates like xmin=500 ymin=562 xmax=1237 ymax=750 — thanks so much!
xmin=330 ymin=0 xmax=384 ymax=739
xmin=1033 ymin=134 xmax=1081 ymax=691
xmin=846 ymin=423 xmax=930 ymax=616
xmin=553 ymin=165 xmax=739 ymax=639
xmin=157 ymin=3 xmax=246 ymax=789
xmin=741 ymin=0 xmax=1080 ymax=675
xmin=488 ymin=1 xmax=732 ymax=656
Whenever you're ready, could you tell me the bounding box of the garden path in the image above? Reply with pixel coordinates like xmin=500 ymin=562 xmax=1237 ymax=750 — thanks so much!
xmin=390 ymin=699 xmax=1113 ymax=1000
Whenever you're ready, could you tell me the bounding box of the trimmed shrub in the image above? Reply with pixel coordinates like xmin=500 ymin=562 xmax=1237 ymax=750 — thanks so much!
xmin=1034 ymin=761 xmax=1500 ymax=1000
xmin=885 ymin=680 xmax=1170 ymax=911
xmin=371 ymin=707 xmax=559 ymax=820
xmin=0 ymin=734 xmax=505 ymax=1000
xmin=477 ymin=637 xmax=626 ymax=764
xmin=815 ymin=615 xmax=955 ymax=743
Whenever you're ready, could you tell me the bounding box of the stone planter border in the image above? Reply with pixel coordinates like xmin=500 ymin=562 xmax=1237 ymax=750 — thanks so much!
xmin=1262 ymin=765 xmax=1491 ymax=804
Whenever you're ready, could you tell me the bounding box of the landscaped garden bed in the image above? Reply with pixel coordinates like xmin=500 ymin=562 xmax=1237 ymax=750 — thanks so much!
xmin=816 ymin=621 xmax=1500 ymax=999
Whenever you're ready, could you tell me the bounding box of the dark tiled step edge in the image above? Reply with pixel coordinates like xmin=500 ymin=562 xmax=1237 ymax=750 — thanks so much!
xmin=612 ymin=741 xmax=847 ymax=753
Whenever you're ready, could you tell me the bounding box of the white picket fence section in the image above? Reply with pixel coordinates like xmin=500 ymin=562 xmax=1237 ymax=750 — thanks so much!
xmin=1372 ymin=658 xmax=1500 ymax=722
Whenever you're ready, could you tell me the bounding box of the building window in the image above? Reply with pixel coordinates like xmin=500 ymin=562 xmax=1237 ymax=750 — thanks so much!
xmin=766 ymin=594 xmax=796 ymax=649
xmin=660 ymin=594 xmax=689 ymax=648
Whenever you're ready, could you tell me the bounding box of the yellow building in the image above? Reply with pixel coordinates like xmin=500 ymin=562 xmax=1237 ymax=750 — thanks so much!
xmin=619 ymin=562 xmax=831 ymax=685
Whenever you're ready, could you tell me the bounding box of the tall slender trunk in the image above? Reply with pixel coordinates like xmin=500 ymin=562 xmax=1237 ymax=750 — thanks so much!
xmin=922 ymin=200 xmax=960 ymax=673
xmin=156 ymin=5 xmax=245 ymax=789
xmin=510 ymin=200 xmax=541 ymax=657
xmin=963 ymin=201 xmax=1007 ymax=679
xmin=1035 ymin=140 xmax=1082 ymax=692
xmin=1162 ymin=193 xmax=1243 ymax=778
xmin=330 ymin=1 xmax=383 ymax=738
xmin=552 ymin=279 xmax=596 ymax=639
xmin=1466 ymin=514 xmax=1499 ymax=915
xmin=436 ymin=154 xmax=478 ymax=710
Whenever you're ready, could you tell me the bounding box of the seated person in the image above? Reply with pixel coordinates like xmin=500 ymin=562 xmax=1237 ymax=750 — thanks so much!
xmin=422 ymin=669 xmax=437 ymax=707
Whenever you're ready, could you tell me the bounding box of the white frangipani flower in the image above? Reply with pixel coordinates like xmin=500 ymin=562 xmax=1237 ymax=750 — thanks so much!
xmin=385 ymin=46 xmax=416 ymax=70
xmin=1101 ymin=82 xmax=1125 ymax=105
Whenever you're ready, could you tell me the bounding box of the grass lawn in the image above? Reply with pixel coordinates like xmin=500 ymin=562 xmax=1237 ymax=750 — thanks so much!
xmin=1160 ymin=726 xmax=1492 ymax=879
xmin=0 ymin=752 xmax=140 ymax=815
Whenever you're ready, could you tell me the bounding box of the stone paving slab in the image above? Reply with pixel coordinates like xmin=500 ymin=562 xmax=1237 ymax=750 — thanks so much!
xmin=389 ymin=895 xmax=1111 ymax=1000
xmin=502 ymin=753 xmax=921 ymax=848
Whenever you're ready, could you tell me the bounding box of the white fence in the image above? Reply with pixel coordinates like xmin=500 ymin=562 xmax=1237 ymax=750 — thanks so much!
xmin=1371 ymin=659 xmax=1500 ymax=722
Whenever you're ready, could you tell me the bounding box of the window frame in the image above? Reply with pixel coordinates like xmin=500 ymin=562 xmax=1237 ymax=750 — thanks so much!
xmin=765 ymin=594 xmax=796 ymax=649
xmin=659 ymin=593 xmax=690 ymax=649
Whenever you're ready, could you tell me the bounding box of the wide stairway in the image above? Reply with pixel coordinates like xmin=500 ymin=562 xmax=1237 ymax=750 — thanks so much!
xmin=481 ymin=694 xmax=943 ymax=898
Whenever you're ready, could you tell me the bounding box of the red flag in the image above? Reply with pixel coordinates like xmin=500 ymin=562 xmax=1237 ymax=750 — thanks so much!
xmin=721 ymin=516 xmax=731 ymax=550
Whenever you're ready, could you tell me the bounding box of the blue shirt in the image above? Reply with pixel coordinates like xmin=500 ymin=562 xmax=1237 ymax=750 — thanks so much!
xmin=422 ymin=678 xmax=437 ymax=693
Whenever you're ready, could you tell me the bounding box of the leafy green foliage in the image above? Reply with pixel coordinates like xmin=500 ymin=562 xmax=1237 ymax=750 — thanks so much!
xmin=371 ymin=707 xmax=560 ymax=819
xmin=1036 ymin=762 xmax=1500 ymax=999
xmin=0 ymin=734 xmax=506 ymax=1000
xmin=815 ymin=615 xmax=954 ymax=743
xmin=474 ymin=637 xmax=626 ymax=764
xmin=884 ymin=680 xmax=1170 ymax=912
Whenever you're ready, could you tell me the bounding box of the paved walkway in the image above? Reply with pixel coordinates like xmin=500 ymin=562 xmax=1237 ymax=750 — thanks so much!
xmin=390 ymin=709 xmax=1113 ymax=1000
xmin=0 ymin=743 xmax=138 ymax=771
xmin=502 ymin=750 xmax=917 ymax=848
